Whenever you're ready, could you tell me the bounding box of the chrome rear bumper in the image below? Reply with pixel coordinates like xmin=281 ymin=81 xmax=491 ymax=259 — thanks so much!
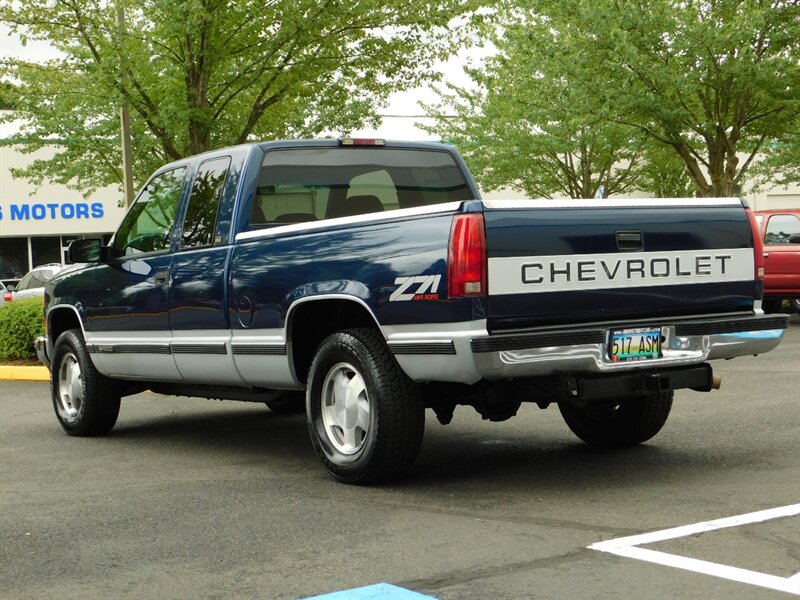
xmin=471 ymin=314 xmax=789 ymax=380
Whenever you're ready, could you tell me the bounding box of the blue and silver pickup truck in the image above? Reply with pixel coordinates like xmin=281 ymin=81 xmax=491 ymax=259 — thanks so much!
xmin=36 ymin=139 xmax=790 ymax=483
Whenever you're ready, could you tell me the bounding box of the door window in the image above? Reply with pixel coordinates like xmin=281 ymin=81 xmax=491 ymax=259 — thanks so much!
xmin=764 ymin=214 xmax=800 ymax=245
xmin=112 ymin=167 xmax=187 ymax=256
xmin=180 ymin=157 xmax=231 ymax=249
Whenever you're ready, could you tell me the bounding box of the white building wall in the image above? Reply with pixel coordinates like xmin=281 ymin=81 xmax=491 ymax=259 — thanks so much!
xmin=0 ymin=145 xmax=127 ymax=238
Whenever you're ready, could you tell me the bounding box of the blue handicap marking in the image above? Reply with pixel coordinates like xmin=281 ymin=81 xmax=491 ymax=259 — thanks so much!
xmin=302 ymin=582 xmax=437 ymax=600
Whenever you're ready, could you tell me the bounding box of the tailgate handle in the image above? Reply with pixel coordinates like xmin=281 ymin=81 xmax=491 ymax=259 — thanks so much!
xmin=616 ymin=230 xmax=643 ymax=251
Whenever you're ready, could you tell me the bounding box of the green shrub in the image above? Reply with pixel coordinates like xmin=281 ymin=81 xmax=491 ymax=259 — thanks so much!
xmin=0 ymin=297 xmax=45 ymax=361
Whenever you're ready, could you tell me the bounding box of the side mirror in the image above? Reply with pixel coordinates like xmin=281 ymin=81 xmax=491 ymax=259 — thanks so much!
xmin=6 ymin=283 xmax=16 ymax=292
xmin=789 ymin=233 xmax=800 ymax=244
xmin=68 ymin=239 xmax=104 ymax=263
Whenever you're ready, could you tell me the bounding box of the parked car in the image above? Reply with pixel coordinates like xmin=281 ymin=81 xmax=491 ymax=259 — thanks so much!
xmin=3 ymin=264 xmax=65 ymax=303
xmin=755 ymin=209 xmax=800 ymax=313
xmin=0 ymin=281 xmax=7 ymax=309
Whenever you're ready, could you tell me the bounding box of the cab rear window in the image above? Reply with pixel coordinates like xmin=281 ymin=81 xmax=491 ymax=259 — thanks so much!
xmin=249 ymin=148 xmax=472 ymax=228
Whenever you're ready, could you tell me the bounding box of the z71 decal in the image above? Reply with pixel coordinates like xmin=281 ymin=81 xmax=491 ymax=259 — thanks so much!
xmin=390 ymin=275 xmax=442 ymax=301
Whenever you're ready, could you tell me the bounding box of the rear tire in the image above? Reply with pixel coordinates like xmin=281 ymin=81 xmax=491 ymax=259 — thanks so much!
xmin=558 ymin=391 xmax=673 ymax=447
xmin=306 ymin=328 xmax=424 ymax=484
xmin=51 ymin=329 xmax=121 ymax=436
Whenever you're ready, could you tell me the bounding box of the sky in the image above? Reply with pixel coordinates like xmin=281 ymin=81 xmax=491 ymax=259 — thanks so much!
xmin=0 ymin=24 xmax=490 ymax=141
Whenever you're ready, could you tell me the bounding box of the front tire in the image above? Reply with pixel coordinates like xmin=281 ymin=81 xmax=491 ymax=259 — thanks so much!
xmin=306 ymin=328 xmax=424 ymax=484
xmin=51 ymin=329 xmax=121 ymax=436
xmin=558 ymin=391 xmax=673 ymax=447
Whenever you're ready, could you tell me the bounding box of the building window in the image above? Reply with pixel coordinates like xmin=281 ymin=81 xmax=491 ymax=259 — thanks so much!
xmin=0 ymin=238 xmax=28 ymax=280
xmin=31 ymin=235 xmax=62 ymax=267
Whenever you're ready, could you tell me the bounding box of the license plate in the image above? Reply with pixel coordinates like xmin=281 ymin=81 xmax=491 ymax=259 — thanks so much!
xmin=608 ymin=327 xmax=662 ymax=362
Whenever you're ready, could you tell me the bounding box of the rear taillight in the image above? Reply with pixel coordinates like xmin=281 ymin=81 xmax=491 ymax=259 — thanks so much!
xmin=745 ymin=207 xmax=765 ymax=281
xmin=3 ymin=291 xmax=11 ymax=303
xmin=448 ymin=213 xmax=487 ymax=297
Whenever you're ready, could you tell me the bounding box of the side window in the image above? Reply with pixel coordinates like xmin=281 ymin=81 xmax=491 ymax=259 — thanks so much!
xmin=181 ymin=157 xmax=231 ymax=248
xmin=113 ymin=167 xmax=187 ymax=256
xmin=764 ymin=214 xmax=800 ymax=245
xmin=15 ymin=272 xmax=34 ymax=291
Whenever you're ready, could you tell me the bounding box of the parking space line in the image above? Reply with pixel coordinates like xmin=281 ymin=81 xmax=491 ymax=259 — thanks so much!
xmin=589 ymin=504 xmax=800 ymax=595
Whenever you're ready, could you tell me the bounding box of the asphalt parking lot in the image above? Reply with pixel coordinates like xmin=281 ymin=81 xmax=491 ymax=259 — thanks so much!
xmin=1 ymin=317 xmax=799 ymax=599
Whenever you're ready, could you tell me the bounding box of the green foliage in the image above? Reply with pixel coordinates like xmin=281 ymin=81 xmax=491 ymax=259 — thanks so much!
xmin=0 ymin=297 xmax=45 ymax=361
xmin=0 ymin=81 xmax=18 ymax=109
xmin=425 ymin=10 xmax=649 ymax=198
xmin=535 ymin=0 xmax=800 ymax=197
xmin=752 ymin=115 xmax=800 ymax=188
xmin=0 ymin=0 xmax=484 ymax=197
xmin=639 ymin=142 xmax=697 ymax=199
xmin=428 ymin=0 xmax=799 ymax=198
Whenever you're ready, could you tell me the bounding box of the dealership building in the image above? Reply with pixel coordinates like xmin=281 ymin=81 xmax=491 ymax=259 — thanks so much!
xmin=0 ymin=142 xmax=127 ymax=281
xmin=1 ymin=115 xmax=798 ymax=283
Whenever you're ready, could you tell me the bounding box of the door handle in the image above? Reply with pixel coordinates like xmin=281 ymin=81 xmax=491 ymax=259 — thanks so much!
xmin=763 ymin=253 xmax=769 ymax=259
xmin=153 ymin=270 xmax=169 ymax=285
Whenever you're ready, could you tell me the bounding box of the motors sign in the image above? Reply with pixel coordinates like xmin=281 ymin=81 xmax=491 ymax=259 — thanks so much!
xmin=0 ymin=198 xmax=124 ymax=237
xmin=0 ymin=201 xmax=105 ymax=222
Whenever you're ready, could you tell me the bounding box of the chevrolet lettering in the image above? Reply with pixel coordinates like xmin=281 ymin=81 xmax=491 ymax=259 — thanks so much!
xmin=34 ymin=139 xmax=790 ymax=484
xmin=498 ymin=249 xmax=751 ymax=294
xmin=521 ymin=254 xmax=734 ymax=284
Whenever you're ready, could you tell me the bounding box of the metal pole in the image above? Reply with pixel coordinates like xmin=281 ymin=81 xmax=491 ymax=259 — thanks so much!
xmin=117 ymin=0 xmax=135 ymax=207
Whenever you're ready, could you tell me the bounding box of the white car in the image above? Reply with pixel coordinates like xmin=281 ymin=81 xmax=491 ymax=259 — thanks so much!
xmin=3 ymin=264 xmax=65 ymax=303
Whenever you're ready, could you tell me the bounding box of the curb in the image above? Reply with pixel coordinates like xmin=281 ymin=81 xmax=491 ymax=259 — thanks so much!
xmin=0 ymin=365 xmax=50 ymax=381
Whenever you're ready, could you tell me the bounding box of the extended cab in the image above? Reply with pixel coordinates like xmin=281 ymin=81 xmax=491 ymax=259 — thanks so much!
xmin=36 ymin=139 xmax=790 ymax=483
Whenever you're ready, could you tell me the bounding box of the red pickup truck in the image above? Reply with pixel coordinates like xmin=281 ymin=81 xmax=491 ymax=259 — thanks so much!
xmin=756 ymin=209 xmax=800 ymax=313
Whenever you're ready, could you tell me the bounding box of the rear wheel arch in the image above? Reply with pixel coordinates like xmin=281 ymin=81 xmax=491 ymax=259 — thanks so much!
xmin=287 ymin=296 xmax=382 ymax=384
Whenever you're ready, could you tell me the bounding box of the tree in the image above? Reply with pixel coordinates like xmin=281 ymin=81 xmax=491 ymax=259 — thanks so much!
xmin=537 ymin=0 xmax=800 ymax=197
xmin=425 ymin=12 xmax=649 ymax=199
xmin=0 ymin=0 xmax=481 ymax=195
xmin=752 ymin=114 xmax=800 ymax=187
xmin=639 ymin=141 xmax=698 ymax=198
